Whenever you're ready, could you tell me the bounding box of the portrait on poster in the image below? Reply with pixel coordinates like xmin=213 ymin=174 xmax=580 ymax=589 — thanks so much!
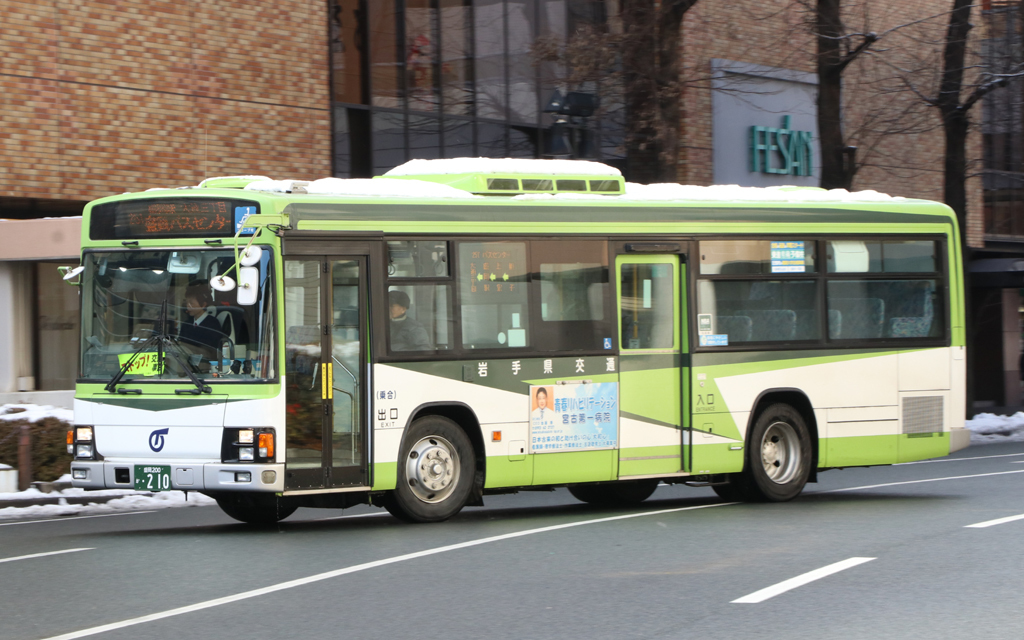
xmin=530 ymin=386 xmax=557 ymax=428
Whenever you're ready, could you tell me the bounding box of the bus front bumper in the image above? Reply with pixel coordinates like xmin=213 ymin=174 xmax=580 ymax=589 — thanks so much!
xmin=69 ymin=461 xmax=285 ymax=493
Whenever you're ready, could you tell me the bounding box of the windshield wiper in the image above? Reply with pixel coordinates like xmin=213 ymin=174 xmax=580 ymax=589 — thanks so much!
xmin=166 ymin=338 xmax=212 ymax=394
xmin=105 ymin=332 xmax=159 ymax=393
xmin=105 ymin=300 xmax=211 ymax=394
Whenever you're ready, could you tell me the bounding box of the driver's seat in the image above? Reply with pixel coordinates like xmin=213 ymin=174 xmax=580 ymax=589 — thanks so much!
xmin=217 ymin=309 xmax=236 ymax=347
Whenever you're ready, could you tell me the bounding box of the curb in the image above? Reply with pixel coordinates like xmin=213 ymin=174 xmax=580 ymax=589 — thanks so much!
xmin=0 ymin=493 xmax=155 ymax=510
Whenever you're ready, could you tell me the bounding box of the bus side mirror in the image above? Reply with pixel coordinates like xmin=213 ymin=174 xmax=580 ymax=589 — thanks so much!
xmin=59 ymin=265 xmax=84 ymax=286
xmin=237 ymin=267 xmax=259 ymax=305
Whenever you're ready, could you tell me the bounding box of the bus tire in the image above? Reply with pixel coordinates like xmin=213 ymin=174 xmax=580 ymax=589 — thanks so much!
xmin=568 ymin=479 xmax=659 ymax=506
xmin=745 ymin=403 xmax=812 ymax=502
xmin=215 ymin=493 xmax=297 ymax=525
xmin=385 ymin=415 xmax=476 ymax=523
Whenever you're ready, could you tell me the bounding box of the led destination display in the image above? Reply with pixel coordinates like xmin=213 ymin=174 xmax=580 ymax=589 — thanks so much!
xmin=90 ymin=199 xmax=260 ymax=240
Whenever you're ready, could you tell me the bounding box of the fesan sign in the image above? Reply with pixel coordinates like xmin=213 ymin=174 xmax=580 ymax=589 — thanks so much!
xmin=750 ymin=115 xmax=814 ymax=177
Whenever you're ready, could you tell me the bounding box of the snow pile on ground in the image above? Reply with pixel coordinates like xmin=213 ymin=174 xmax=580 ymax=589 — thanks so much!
xmin=0 ymin=403 xmax=73 ymax=423
xmin=0 ymin=474 xmax=216 ymax=521
xmin=965 ymin=412 xmax=1024 ymax=444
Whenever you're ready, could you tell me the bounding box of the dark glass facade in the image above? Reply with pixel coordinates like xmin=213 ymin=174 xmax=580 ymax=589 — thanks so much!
xmin=982 ymin=3 xmax=1024 ymax=237
xmin=328 ymin=0 xmax=624 ymax=177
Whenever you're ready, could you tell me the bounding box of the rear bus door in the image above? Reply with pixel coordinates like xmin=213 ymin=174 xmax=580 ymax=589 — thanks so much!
xmin=615 ymin=250 xmax=689 ymax=478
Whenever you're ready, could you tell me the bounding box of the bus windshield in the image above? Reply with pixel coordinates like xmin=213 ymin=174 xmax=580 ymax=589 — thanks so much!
xmin=80 ymin=248 xmax=275 ymax=382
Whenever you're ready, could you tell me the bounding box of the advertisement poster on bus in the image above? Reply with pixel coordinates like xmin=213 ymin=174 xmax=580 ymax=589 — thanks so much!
xmin=529 ymin=383 xmax=618 ymax=453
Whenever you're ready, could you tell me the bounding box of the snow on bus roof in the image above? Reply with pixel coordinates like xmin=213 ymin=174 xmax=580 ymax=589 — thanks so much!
xmin=244 ymin=177 xmax=480 ymax=199
xmin=384 ymin=157 xmax=622 ymax=177
xmin=513 ymin=182 xmax=906 ymax=204
xmin=198 ymin=175 xmax=270 ymax=187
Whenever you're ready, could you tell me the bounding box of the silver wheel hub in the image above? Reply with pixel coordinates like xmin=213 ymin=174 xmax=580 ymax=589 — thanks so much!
xmin=760 ymin=421 xmax=800 ymax=485
xmin=406 ymin=436 xmax=459 ymax=503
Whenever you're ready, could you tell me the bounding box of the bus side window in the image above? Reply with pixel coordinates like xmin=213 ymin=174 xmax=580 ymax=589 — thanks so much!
xmin=387 ymin=285 xmax=453 ymax=351
xmin=531 ymin=239 xmax=611 ymax=352
xmin=458 ymin=241 xmax=529 ymax=349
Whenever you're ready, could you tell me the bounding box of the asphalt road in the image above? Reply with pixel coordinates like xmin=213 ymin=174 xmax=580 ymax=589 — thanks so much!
xmin=3 ymin=441 xmax=1024 ymax=640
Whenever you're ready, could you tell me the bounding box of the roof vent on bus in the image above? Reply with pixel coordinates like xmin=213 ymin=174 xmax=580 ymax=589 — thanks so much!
xmin=197 ymin=176 xmax=272 ymax=189
xmin=381 ymin=158 xmax=625 ymax=196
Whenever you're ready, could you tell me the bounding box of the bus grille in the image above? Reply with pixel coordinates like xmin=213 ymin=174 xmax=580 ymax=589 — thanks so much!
xmin=902 ymin=396 xmax=944 ymax=437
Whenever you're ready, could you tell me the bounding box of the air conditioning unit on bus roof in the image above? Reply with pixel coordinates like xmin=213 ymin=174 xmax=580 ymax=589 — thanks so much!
xmin=381 ymin=157 xmax=626 ymax=196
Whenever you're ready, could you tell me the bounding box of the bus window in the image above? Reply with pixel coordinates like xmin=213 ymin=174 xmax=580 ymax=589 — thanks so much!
xmin=387 ymin=285 xmax=453 ymax=351
xmin=826 ymin=240 xmax=938 ymax=273
xmin=700 ymin=239 xmax=816 ymax=275
xmin=531 ymin=239 xmax=611 ymax=351
xmin=387 ymin=240 xmax=449 ymax=277
xmin=699 ymin=279 xmax=820 ymax=342
xmin=458 ymin=241 xmax=529 ymax=349
xmin=620 ymin=263 xmax=674 ymax=349
xmin=827 ymin=279 xmax=943 ymax=340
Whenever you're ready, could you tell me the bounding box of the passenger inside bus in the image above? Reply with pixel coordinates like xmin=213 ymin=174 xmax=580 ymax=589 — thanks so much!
xmin=389 ymin=289 xmax=432 ymax=351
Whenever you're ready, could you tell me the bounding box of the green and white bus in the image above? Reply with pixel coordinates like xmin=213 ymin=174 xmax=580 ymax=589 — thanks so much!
xmin=66 ymin=158 xmax=969 ymax=524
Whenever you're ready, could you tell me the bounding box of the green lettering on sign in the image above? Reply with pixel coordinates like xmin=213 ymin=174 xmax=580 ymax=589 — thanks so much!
xmin=749 ymin=116 xmax=813 ymax=177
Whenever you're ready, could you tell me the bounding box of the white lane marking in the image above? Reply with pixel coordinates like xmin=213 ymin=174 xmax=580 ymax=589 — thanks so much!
xmin=965 ymin=513 xmax=1024 ymax=529
xmin=899 ymin=452 xmax=1024 ymax=465
xmin=313 ymin=513 xmax=388 ymax=522
xmin=41 ymin=501 xmax=734 ymax=640
xmin=732 ymin=557 xmax=876 ymax=604
xmin=818 ymin=470 xmax=1024 ymax=493
xmin=0 ymin=511 xmax=157 ymax=527
xmin=0 ymin=548 xmax=94 ymax=565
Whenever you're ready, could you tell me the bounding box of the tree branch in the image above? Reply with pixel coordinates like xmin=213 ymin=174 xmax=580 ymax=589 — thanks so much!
xmin=961 ymin=74 xmax=1014 ymax=112
xmin=836 ymin=31 xmax=878 ymax=73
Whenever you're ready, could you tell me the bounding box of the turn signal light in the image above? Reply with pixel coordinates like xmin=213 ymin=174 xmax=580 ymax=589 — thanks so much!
xmin=258 ymin=432 xmax=274 ymax=459
xmin=67 ymin=430 xmax=74 ymax=454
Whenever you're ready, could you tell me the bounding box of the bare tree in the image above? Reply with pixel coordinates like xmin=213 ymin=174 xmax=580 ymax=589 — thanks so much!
xmin=812 ymin=0 xmax=878 ymax=189
xmin=533 ymin=0 xmax=699 ymax=183
xmin=620 ymin=0 xmax=700 ymax=182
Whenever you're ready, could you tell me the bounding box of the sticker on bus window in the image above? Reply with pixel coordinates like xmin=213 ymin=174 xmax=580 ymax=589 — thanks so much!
xmin=770 ymin=241 xmax=805 ymax=273
xmin=117 ymin=352 xmax=162 ymax=376
xmin=529 ymin=383 xmax=618 ymax=453
xmin=699 ymin=334 xmax=728 ymax=347
xmin=698 ymin=314 xmax=713 ymax=335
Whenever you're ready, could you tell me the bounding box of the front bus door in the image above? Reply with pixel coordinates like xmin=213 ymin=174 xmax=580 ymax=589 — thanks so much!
xmin=284 ymin=255 xmax=369 ymax=490
xmin=615 ymin=252 xmax=689 ymax=478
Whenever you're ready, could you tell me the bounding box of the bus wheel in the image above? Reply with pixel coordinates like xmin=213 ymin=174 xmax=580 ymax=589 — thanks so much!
xmin=746 ymin=403 xmax=811 ymax=502
xmin=385 ymin=416 xmax=476 ymax=523
xmin=568 ymin=480 xmax=659 ymax=506
xmin=215 ymin=493 xmax=297 ymax=525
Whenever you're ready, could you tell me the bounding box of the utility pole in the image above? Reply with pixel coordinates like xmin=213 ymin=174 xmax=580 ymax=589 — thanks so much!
xmin=18 ymin=424 xmax=31 ymax=491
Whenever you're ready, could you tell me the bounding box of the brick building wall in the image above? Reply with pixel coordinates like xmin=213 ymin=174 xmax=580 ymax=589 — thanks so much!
xmin=678 ymin=0 xmax=985 ymax=247
xmin=0 ymin=0 xmax=331 ymax=202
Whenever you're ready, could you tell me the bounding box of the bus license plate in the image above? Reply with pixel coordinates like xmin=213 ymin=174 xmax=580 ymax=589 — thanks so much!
xmin=134 ymin=465 xmax=172 ymax=492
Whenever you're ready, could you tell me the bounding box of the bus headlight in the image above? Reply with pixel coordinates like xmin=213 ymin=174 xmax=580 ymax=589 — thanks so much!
xmin=223 ymin=428 xmax=275 ymax=463
xmin=76 ymin=444 xmax=94 ymax=458
xmin=76 ymin=427 xmax=93 ymax=442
